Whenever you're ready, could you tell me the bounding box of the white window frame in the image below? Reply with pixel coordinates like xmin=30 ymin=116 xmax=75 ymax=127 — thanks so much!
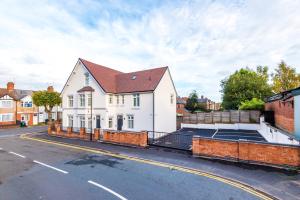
xmin=0 ymin=113 xmax=14 ymax=122
xmin=109 ymin=95 xmax=113 ymax=104
xmin=84 ymin=72 xmax=90 ymax=86
xmin=127 ymin=115 xmax=134 ymax=129
xmin=133 ymin=94 xmax=140 ymax=107
xmin=87 ymin=94 xmax=92 ymax=106
xmin=170 ymin=94 xmax=174 ymax=104
xmin=68 ymin=95 xmax=73 ymax=107
xmin=79 ymin=94 xmax=85 ymax=107
xmin=79 ymin=115 xmax=85 ymax=128
xmin=108 ymin=117 xmax=113 ymax=128
xmin=0 ymin=100 xmax=13 ymax=108
xmin=116 ymin=95 xmax=119 ymax=104
xmin=68 ymin=115 xmax=73 ymax=127
xmin=122 ymin=95 xmax=125 ymax=104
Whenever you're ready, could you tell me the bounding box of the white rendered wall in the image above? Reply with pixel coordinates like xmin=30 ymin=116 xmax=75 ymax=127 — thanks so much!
xmin=154 ymin=69 xmax=177 ymax=133
xmin=61 ymin=60 xmax=107 ymax=130
xmin=105 ymin=92 xmax=153 ymax=132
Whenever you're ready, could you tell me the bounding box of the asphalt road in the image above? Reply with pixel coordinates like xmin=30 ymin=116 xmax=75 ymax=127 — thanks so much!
xmin=0 ymin=130 xmax=263 ymax=200
xmin=0 ymin=126 xmax=47 ymax=138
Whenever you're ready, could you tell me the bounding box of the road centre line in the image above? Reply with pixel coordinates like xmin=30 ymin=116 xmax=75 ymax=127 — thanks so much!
xmin=33 ymin=160 xmax=69 ymax=174
xmin=21 ymin=134 xmax=274 ymax=200
xmin=9 ymin=151 xmax=26 ymax=158
xmin=88 ymin=180 xmax=128 ymax=200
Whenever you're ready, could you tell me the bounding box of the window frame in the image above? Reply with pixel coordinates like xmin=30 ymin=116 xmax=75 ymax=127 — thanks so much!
xmin=108 ymin=117 xmax=113 ymax=128
xmin=68 ymin=95 xmax=74 ymax=107
xmin=133 ymin=94 xmax=140 ymax=107
xmin=79 ymin=94 xmax=85 ymax=107
xmin=127 ymin=115 xmax=134 ymax=129
xmin=79 ymin=115 xmax=85 ymax=128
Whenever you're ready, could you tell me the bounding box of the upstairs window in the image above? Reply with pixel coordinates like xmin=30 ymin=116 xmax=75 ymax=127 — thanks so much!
xmin=170 ymin=94 xmax=174 ymax=104
xmin=133 ymin=94 xmax=140 ymax=107
xmin=22 ymin=101 xmax=32 ymax=108
xmin=116 ymin=95 xmax=119 ymax=104
xmin=79 ymin=94 xmax=85 ymax=107
xmin=68 ymin=96 xmax=73 ymax=107
xmin=109 ymin=95 xmax=113 ymax=104
xmin=0 ymin=100 xmax=12 ymax=108
xmin=87 ymin=94 xmax=92 ymax=106
xmin=84 ymin=72 xmax=90 ymax=86
xmin=122 ymin=95 xmax=125 ymax=104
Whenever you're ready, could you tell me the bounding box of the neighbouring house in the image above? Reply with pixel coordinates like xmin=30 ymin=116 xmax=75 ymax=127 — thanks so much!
xmin=61 ymin=58 xmax=177 ymax=133
xmin=0 ymin=82 xmax=62 ymax=126
xmin=198 ymin=95 xmax=221 ymax=111
xmin=176 ymin=97 xmax=189 ymax=116
xmin=265 ymin=86 xmax=300 ymax=139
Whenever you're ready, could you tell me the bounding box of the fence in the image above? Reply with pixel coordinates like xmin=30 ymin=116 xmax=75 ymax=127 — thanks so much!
xmin=178 ymin=110 xmax=260 ymax=125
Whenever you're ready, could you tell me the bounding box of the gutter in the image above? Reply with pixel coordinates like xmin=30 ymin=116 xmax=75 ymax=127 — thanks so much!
xmin=153 ymin=92 xmax=155 ymax=133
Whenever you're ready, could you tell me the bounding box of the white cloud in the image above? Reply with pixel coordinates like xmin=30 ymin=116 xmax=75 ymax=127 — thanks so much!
xmin=0 ymin=0 xmax=299 ymax=101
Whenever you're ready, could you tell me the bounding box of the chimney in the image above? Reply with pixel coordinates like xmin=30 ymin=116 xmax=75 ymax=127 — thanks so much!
xmin=47 ymin=86 xmax=54 ymax=92
xmin=201 ymin=95 xmax=204 ymax=99
xmin=7 ymin=82 xmax=15 ymax=91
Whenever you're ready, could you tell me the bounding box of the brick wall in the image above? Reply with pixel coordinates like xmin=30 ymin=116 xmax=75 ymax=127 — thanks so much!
xmin=103 ymin=130 xmax=148 ymax=147
xmin=193 ymin=137 xmax=300 ymax=168
xmin=265 ymin=99 xmax=294 ymax=133
xmin=48 ymin=125 xmax=148 ymax=147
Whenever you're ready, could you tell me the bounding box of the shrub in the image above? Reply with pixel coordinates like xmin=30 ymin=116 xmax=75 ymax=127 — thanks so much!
xmin=239 ymin=98 xmax=265 ymax=111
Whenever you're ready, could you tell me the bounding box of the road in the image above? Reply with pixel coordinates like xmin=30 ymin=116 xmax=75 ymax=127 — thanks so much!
xmin=0 ymin=128 xmax=267 ymax=200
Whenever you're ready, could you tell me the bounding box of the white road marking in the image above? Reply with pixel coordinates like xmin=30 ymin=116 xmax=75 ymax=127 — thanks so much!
xmin=88 ymin=180 xmax=128 ymax=200
xmin=9 ymin=151 xmax=26 ymax=158
xmin=33 ymin=160 xmax=69 ymax=174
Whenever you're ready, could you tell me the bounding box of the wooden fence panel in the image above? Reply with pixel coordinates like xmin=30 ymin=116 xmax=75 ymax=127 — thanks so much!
xmin=230 ymin=110 xmax=240 ymax=123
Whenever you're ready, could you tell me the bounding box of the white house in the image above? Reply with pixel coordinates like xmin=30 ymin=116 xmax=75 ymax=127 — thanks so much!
xmin=61 ymin=58 xmax=177 ymax=133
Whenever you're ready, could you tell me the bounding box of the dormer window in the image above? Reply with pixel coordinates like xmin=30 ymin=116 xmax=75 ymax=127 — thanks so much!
xmin=84 ymin=72 xmax=89 ymax=86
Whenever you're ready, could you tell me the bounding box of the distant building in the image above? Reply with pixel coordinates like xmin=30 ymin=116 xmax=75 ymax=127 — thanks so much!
xmin=265 ymin=86 xmax=300 ymax=139
xmin=176 ymin=97 xmax=189 ymax=116
xmin=0 ymin=82 xmax=61 ymax=126
xmin=198 ymin=95 xmax=221 ymax=111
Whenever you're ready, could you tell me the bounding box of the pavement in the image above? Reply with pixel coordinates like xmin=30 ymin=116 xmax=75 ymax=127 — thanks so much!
xmin=0 ymin=127 xmax=299 ymax=200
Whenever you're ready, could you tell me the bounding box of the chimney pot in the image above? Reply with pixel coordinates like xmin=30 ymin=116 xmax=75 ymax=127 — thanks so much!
xmin=47 ymin=86 xmax=54 ymax=92
xmin=7 ymin=82 xmax=14 ymax=91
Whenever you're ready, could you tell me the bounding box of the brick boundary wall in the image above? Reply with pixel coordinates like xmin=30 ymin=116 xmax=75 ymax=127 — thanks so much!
xmin=48 ymin=124 xmax=148 ymax=147
xmin=192 ymin=136 xmax=300 ymax=168
xmin=103 ymin=130 xmax=148 ymax=147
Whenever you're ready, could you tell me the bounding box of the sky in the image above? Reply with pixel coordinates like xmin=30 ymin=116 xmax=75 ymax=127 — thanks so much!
xmin=0 ymin=0 xmax=300 ymax=101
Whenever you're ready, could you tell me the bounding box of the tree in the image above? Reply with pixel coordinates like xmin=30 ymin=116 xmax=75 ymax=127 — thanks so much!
xmin=272 ymin=61 xmax=300 ymax=93
xmin=221 ymin=67 xmax=272 ymax=110
xmin=185 ymin=90 xmax=199 ymax=113
xmin=32 ymin=90 xmax=62 ymax=123
xmin=239 ymin=98 xmax=265 ymax=111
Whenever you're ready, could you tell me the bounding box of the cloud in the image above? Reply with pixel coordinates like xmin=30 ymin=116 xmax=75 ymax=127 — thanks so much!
xmin=0 ymin=0 xmax=299 ymax=101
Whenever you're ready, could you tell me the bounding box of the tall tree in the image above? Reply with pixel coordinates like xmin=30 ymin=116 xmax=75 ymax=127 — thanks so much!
xmin=272 ymin=61 xmax=300 ymax=93
xmin=32 ymin=90 xmax=62 ymax=123
xmin=221 ymin=67 xmax=272 ymax=110
xmin=185 ymin=90 xmax=199 ymax=113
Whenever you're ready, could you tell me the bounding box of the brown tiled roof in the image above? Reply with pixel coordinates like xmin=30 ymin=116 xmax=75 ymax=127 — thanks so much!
xmin=80 ymin=58 xmax=168 ymax=93
xmin=0 ymin=88 xmax=33 ymax=100
xmin=77 ymin=86 xmax=95 ymax=93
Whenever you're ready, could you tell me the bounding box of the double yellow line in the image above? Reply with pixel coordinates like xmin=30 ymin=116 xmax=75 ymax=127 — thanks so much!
xmin=20 ymin=134 xmax=275 ymax=200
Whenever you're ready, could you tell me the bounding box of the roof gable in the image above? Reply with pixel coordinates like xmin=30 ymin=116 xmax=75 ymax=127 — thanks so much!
xmin=79 ymin=58 xmax=168 ymax=94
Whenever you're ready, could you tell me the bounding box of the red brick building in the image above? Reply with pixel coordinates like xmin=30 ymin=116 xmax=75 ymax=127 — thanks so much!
xmin=265 ymin=87 xmax=300 ymax=139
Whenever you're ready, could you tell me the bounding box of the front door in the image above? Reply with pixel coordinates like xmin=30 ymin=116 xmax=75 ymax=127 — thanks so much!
xmin=117 ymin=115 xmax=123 ymax=131
xmin=96 ymin=115 xmax=101 ymax=128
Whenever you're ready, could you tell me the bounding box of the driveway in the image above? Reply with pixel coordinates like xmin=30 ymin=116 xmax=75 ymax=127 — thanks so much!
xmin=149 ymin=128 xmax=266 ymax=150
xmin=0 ymin=135 xmax=271 ymax=200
